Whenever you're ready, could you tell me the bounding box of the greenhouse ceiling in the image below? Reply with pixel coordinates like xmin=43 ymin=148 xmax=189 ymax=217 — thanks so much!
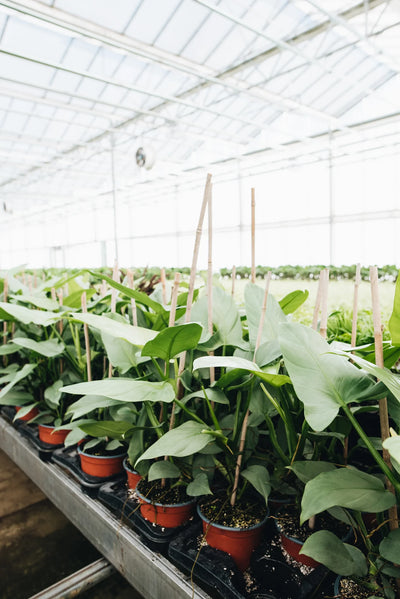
xmin=0 ymin=0 xmax=400 ymax=220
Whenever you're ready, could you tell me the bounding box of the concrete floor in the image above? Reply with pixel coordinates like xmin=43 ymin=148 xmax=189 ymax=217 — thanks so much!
xmin=0 ymin=449 xmax=143 ymax=599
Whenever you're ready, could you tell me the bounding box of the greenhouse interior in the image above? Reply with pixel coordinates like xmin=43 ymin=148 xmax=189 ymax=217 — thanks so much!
xmin=1 ymin=1 xmax=400 ymax=598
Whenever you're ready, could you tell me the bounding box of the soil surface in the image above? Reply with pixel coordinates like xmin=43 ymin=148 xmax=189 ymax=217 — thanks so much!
xmin=137 ymin=478 xmax=191 ymax=504
xmin=200 ymin=496 xmax=268 ymax=528
xmin=276 ymin=506 xmax=349 ymax=542
xmin=339 ymin=578 xmax=383 ymax=598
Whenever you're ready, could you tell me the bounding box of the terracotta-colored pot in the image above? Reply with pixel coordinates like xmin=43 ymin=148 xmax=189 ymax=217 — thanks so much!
xmin=198 ymin=504 xmax=269 ymax=571
xmin=123 ymin=458 xmax=142 ymax=490
xmin=136 ymin=486 xmax=195 ymax=528
xmin=275 ymin=519 xmax=319 ymax=569
xmin=78 ymin=446 xmax=126 ymax=478
xmin=15 ymin=405 xmax=39 ymax=421
xmin=38 ymin=423 xmax=70 ymax=446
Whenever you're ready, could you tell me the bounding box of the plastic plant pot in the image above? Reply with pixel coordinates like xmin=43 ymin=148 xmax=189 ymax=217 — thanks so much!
xmin=38 ymin=423 xmax=70 ymax=446
xmin=123 ymin=458 xmax=142 ymax=490
xmin=135 ymin=486 xmax=195 ymax=528
xmin=275 ymin=519 xmax=319 ymax=569
xmin=15 ymin=405 xmax=39 ymax=421
xmin=77 ymin=446 xmax=126 ymax=478
xmin=197 ymin=504 xmax=269 ymax=571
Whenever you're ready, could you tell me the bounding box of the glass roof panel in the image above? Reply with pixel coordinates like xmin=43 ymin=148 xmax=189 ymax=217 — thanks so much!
xmin=124 ymin=0 xmax=182 ymax=44
xmin=54 ymin=0 xmax=142 ymax=33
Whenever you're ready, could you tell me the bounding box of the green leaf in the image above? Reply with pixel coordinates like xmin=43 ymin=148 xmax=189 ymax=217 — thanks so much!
xmin=300 ymin=468 xmax=396 ymax=524
xmin=63 ymin=288 xmax=96 ymax=309
xmin=66 ymin=395 xmax=123 ymax=420
xmin=0 ymin=390 xmax=33 ymax=406
xmin=44 ymin=380 xmax=63 ymax=408
xmin=64 ymin=428 xmax=87 ymax=447
xmin=0 ymin=302 xmax=61 ymax=326
xmin=12 ymin=337 xmax=65 ymax=358
xmin=379 ymin=528 xmax=400 ymax=563
xmin=69 ymin=312 xmax=157 ymax=347
xmin=289 ymin=461 xmax=337 ymax=485
xmin=62 ymin=379 xmax=175 ymax=404
xmin=142 ymin=323 xmax=202 ymax=362
xmin=0 ymin=363 xmax=37 ymax=401
xmin=13 ymin=403 xmax=38 ymax=421
xmin=136 ymin=421 xmax=212 ymax=464
xmin=186 ymin=472 xmax=212 ymax=496
xmin=280 ymin=322 xmax=380 ymax=431
xmin=300 ymin=531 xmax=368 ymax=576
xmin=245 ymin=283 xmax=286 ymax=351
xmin=106 ymin=439 xmax=123 ymax=451
xmin=148 ymin=461 xmax=181 ymax=481
xmin=79 ymin=420 xmax=134 ymax=439
xmin=10 ymin=294 xmax=60 ymax=311
xmin=331 ymin=350 xmax=400 ymax=404
xmin=241 ymin=464 xmax=271 ymax=505
xmin=193 ymin=356 xmax=290 ymax=387
xmin=183 ymin=388 xmax=229 ymax=405
xmin=0 ymin=344 xmax=20 ymax=356
xmin=279 ymin=290 xmax=309 ymax=315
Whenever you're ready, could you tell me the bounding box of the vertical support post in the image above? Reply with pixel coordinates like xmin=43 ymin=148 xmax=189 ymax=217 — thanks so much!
xmin=329 ymin=131 xmax=334 ymax=266
xmin=110 ymin=132 xmax=119 ymax=265
xmin=251 ymin=188 xmax=256 ymax=284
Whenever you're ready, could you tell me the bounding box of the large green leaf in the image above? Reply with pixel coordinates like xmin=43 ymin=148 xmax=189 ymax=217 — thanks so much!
xmin=279 ymin=290 xmax=309 ymax=315
xmin=136 ymin=421 xmax=212 ymax=463
xmin=69 ymin=312 xmax=156 ymax=347
xmin=12 ymin=337 xmax=65 ymax=358
xmin=186 ymin=473 xmax=212 ymax=496
xmin=183 ymin=388 xmax=229 ymax=405
xmin=62 ymin=379 xmax=175 ymax=404
xmin=193 ymin=355 xmax=291 ymax=387
xmin=280 ymin=322 xmax=380 ymax=431
xmin=44 ymin=380 xmax=63 ymax=408
xmin=300 ymin=531 xmax=368 ymax=576
xmin=289 ymin=461 xmax=337 ymax=484
xmin=0 ymin=302 xmax=60 ymax=326
xmin=63 ymin=288 xmax=96 ymax=309
xmin=379 ymin=528 xmax=400 ymax=563
xmin=331 ymin=350 xmax=400 ymax=403
xmin=0 ymin=344 xmax=20 ymax=356
xmin=241 ymin=464 xmax=271 ymax=505
xmin=0 ymin=390 xmax=33 ymax=406
xmin=148 ymin=461 xmax=181 ymax=481
xmin=66 ymin=395 xmax=123 ymax=419
xmin=190 ymin=287 xmax=246 ymax=349
xmin=100 ymin=314 xmax=145 ymax=372
xmin=0 ymin=363 xmax=36 ymax=401
xmin=300 ymin=468 xmax=396 ymax=524
xmin=10 ymin=294 xmax=60 ymax=311
xmin=79 ymin=420 xmax=134 ymax=439
xmin=389 ymin=274 xmax=400 ymax=345
xmin=142 ymin=323 xmax=202 ymax=362
xmin=244 ymin=283 xmax=286 ymax=351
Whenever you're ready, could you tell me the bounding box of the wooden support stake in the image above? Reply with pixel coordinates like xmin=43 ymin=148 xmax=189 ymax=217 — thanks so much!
xmin=33 ymin=270 xmax=37 ymax=288
xmin=165 ymin=273 xmax=181 ymax=433
xmin=177 ymin=174 xmax=212 ymax=385
xmin=231 ymin=265 xmax=236 ymax=297
xmin=3 ymin=278 xmax=8 ymax=365
xmin=251 ymin=188 xmax=256 ymax=284
xmin=351 ymin=264 xmax=361 ymax=349
xmin=127 ymin=270 xmax=138 ymax=327
xmin=231 ymin=273 xmax=271 ymax=507
xmin=108 ymin=262 xmax=119 ymax=377
xmin=311 ymin=269 xmax=324 ymax=331
xmin=160 ymin=268 xmax=167 ymax=305
xmin=370 ymin=266 xmax=398 ymax=531
xmin=81 ymin=292 xmax=92 ymax=382
xmin=28 ymin=275 xmax=33 ymax=293
xmin=319 ymin=269 xmax=329 ymax=340
xmin=207 ymin=191 xmax=215 ymax=386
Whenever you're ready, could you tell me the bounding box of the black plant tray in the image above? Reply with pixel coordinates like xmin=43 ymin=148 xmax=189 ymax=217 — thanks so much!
xmin=0 ymin=405 xmax=17 ymax=425
xmin=98 ymin=479 xmax=195 ymax=554
xmin=16 ymin=422 xmax=62 ymax=461
xmin=52 ymin=446 xmax=125 ymax=497
xmin=168 ymin=519 xmax=331 ymax=599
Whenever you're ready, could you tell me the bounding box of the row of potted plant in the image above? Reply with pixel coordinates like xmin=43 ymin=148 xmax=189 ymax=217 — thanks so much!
xmin=1 ymin=267 xmax=400 ymax=598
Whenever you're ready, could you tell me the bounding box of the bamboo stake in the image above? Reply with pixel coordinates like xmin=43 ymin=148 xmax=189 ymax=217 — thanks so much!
xmin=81 ymin=292 xmax=92 ymax=382
xmin=251 ymin=188 xmax=256 ymax=284
xmin=51 ymin=287 xmax=57 ymax=302
xmin=22 ymin=271 xmax=26 ymax=286
xmin=33 ymin=270 xmax=37 ymax=288
xmin=127 ymin=269 xmax=138 ymax=326
xmin=311 ymin=269 xmax=324 ymax=331
xmin=319 ymin=269 xmax=329 ymax=339
xmin=108 ymin=262 xmax=119 ymax=377
xmin=231 ymin=273 xmax=271 ymax=507
xmin=3 ymin=278 xmax=8 ymax=366
xmin=28 ymin=275 xmax=33 ymax=293
xmin=370 ymin=266 xmax=398 ymax=532
xmin=160 ymin=267 xmax=167 ymax=305
xmin=344 ymin=264 xmax=361 ymax=463
xmin=100 ymin=280 xmax=107 ymax=298
xmin=177 ymin=174 xmax=212 ymax=387
xmin=231 ymin=265 xmax=236 ymax=297
xmin=351 ymin=264 xmax=361 ymax=349
xmin=164 ymin=273 xmax=181 ymax=432
xmin=57 ymin=289 xmax=64 ymax=375
xmin=207 ymin=191 xmax=215 ymax=386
